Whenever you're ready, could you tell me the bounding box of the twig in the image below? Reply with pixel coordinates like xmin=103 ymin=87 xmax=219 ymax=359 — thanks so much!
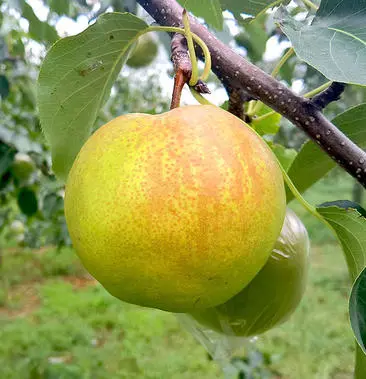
xmin=137 ymin=0 xmax=366 ymax=187
xmin=170 ymin=33 xmax=191 ymax=109
xmin=311 ymin=82 xmax=347 ymax=110
xmin=170 ymin=29 xmax=210 ymax=109
xmin=226 ymin=88 xmax=253 ymax=121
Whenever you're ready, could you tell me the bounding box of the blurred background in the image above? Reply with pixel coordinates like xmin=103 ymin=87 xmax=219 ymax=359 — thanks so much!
xmin=1 ymin=0 xmax=365 ymax=378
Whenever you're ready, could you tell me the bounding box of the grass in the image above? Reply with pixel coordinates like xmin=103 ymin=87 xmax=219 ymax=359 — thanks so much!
xmin=0 ymin=171 xmax=363 ymax=378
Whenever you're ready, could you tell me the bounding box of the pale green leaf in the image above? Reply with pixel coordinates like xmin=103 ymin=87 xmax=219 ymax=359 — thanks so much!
xmin=277 ymin=1 xmax=366 ymax=86
xmin=37 ymin=13 xmax=148 ymax=182
xmin=252 ymin=104 xmax=281 ymax=136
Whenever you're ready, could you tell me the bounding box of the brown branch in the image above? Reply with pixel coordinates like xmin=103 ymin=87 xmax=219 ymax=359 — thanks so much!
xmin=137 ymin=0 xmax=366 ymax=187
xmin=311 ymin=82 xmax=347 ymax=110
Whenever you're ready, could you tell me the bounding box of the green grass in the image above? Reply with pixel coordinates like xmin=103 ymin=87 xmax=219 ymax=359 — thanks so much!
xmin=1 ymin=248 xmax=221 ymax=379
xmin=0 ymin=242 xmax=356 ymax=379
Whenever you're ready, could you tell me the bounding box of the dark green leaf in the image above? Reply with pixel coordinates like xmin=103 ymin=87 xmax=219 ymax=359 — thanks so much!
xmin=350 ymin=267 xmax=366 ymax=354
xmin=17 ymin=187 xmax=38 ymax=216
xmin=287 ymin=104 xmax=366 ymax=201
xmin=317 ymin=202 xmax=366 ymax=375
xmin=277 ymin=1 xmax=366 ymax=86
xmin=0 ymin=37 xmax=7 ymax=61
xmin=37 ymin=13 xmax=148 ymax=181
xmin=0 ymin=75 xmax=10 ymax=98
xmin=0 ymin=141 xmax=16 ymax=178
xmin=177 ymin=0 xmax=223 ymax=30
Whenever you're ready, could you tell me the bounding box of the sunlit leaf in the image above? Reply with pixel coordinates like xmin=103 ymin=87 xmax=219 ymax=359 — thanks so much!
xmin=252 ymin=104 xmax=281 ymax=136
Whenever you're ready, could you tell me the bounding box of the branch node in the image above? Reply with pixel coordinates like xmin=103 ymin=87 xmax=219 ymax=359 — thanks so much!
xmin=311 ymin=82 xmax=347 ymax=110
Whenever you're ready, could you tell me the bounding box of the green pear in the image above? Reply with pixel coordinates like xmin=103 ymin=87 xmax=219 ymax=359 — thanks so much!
xmin=190 ymin=209 xmax=310 ymax=336
xmin=126 ymin=34 xmax=158 ymax=69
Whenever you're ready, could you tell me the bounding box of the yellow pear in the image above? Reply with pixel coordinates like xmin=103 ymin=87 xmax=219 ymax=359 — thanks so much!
xmin=64 ymin=105 xmax=286 ymax=312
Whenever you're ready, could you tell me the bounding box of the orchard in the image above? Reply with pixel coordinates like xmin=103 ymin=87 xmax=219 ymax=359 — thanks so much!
xmin=1 ymin=0 xmax=366 ymax=378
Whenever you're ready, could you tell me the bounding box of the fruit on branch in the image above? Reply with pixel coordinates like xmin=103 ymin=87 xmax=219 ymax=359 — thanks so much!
xmin=190 ymin=209 xmax=310 ymax=336
xmin=11 ymin=153 xmax=35 ymax=182
xmin=126 ymin=34 xmax=158 ymax=68
xmin=64 ymin=105 xmax=286 ymax=312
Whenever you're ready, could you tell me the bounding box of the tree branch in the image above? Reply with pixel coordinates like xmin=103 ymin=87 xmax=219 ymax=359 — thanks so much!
xmin=137 ymin=0 xmax=366 ymax=187
xmin=311 ymin=82 xmax=347 ymax=110
xmin=170 ymin=32 xmax=210 ymax=109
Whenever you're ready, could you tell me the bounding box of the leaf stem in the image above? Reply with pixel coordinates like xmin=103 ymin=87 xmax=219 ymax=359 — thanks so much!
xmin=279 ymin=161 xmax=330 ymax=227
xmin=301 ymin=0 xmax=319 ymax=11
xmin=271 ymin=47 xmax=294 ymax=78
xmin=183 ymin=9 xmax=199 ymax=86
xmin=304 ymin=81 xmax=332 ymax=98
xmin=189 ymin=87 xmax=215 ymax=106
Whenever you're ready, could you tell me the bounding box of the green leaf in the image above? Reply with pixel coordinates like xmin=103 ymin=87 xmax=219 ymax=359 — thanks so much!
xmin=270 ymin=143 xmax=297 ymax=171
xmin=37 ymin=13 xmax=148 ymax=182
xmin=252 ymin=105 xmax=281 ymax=136
xmin=17 ymin=187 xmax=38 ymax=216
xmin=350 ymin=267 xmax=366 ymax=354
xmin=46 ymin=0 xmax=70 ymax=15
xmin=177 ymin=0 xmax=223 ymax=30
xmin=0 ymin=141 xmax=16 ymax=178
xmin=286 ymin=103 xmax=366 ymax=201
xmin=317 ymin=201 xmax=366 ymax=280
xmin=316 ymin=202 xmax=366 ymax=374
xmin=21 ymin=1 xmax=59 ymax=44
xmin=221 ymin=0 xmax=288 ymax=19
xmin=235 ymin=14 xmax=268 ymax=62
xmin=277 ymin=1 xmax=366 ymax=86
xmin=0 ymin=75 xmax=10 ymax=98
